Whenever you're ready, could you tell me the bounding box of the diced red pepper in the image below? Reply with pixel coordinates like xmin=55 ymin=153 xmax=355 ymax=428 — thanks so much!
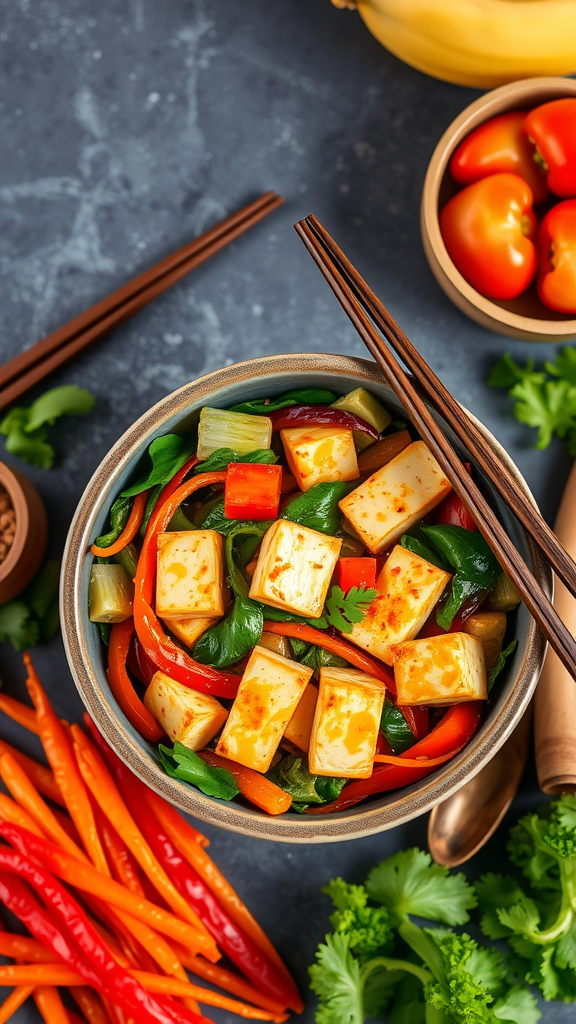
xmin=435 ymin=491 xmax=477 ymax=531
xmin=224 ymin=463 xmax=282 ymax=521
xmin=334 ymin=557 xmax=377 ymax=592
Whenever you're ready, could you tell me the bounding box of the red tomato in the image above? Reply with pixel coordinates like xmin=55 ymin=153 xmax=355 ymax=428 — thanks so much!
xmin=524 ymin=99 xmax=576 ymax=199
xmin=440 ymin=173 xmax=538 ymax=300
xmin=450 ymin=112 xmax=549 ymax=205
xmin=538 ymin=199 xmax=576 ymax=314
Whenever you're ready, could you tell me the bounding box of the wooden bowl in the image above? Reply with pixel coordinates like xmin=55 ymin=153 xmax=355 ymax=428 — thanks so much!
xmin=421 ymin=77 xmax=576 ymax=341
xmin=61 ymin=354 xmax=549 ymax=842
xmin=0 ymin=462 xmax=48 ymax=605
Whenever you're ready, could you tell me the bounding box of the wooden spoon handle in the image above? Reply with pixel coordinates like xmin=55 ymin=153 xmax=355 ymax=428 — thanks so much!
xmin=535 ymin=461 xmax=576 ymax=794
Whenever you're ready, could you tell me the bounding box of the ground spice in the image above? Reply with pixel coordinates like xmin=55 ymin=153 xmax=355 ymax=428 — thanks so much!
xmin=0 ymin=487 xmax=16 ymax=563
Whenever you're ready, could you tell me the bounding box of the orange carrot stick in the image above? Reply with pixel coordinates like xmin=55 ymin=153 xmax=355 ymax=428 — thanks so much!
xmin=91 ymin=490 xmax=148 ymax=557
xmin=373 ymin=750 xmax=464 ymax=767
xmin=33 ymin=984 xmax=70 ymax=1024
xmin=0 ymin=752 xmax=88 ymax=861
xmin=0 ymin=985 xmax=34 ymax=1023
xmin=0 ymin=738 xmax=64 ymax=806
xmin=263 ymin=620 xmax=394 ymax=689
xmin=198 ymin=750 xmax=291 ymax=815
xmin=72 ymin=727 xmax=213 ymax=941
xmin=0 ymin=791 xmax=46 ymax=838
xmin=0 ymin=694 xmax=39 ymax=734
xmin=70 ymin=987 xmax=113 ymax=1024
xmin=0 ymin=964 xmax=83 ymax=986
xmin=181 ymin=953 xmax=287 ymax=1016
xmin=0 ymin=933 xmax=58 ymax=963
xmin=25 ymin=655 xmax=108 ymax=874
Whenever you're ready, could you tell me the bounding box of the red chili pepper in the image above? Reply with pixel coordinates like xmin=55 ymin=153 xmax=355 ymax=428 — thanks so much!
xmin=133 ymin=471 xmax=240 ymax=700
xmin=537 ymin=199 xmax=576 ymax=314
xmin=268 ymin=405 xmax=378 ymax=438
xmin=333 ymin=557 xmax=377 ymax=593
xmin=435 ymin=491 xmax=477 ymax=531
xmin=308 ymin=702 xmax=482 ymax=813
xmin=0 ymin=838 xmax=209 ymax=1024
xmin=449 ymin=111 xmax=549 ymax=205
xmin=524 ymin=98 xmax=576 ymax=198
xmin=107 ymin=619 xmax=163 ymax=743
xmin=224 ymin=463 xmax=283 ymax=521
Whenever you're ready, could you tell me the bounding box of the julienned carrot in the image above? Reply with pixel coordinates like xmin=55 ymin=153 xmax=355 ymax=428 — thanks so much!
xmin=372 ymin=749 xmax=465 ymax=767
xmin=0 ymin=964 xmax=83 ymax=985
xmin=0 ymin=933 xmax=58 ymax=963
xmin=0 ymin=752 xmax=88 ymax=862
xmin=72 ymin=728 xmax=213 ymax=943
xmin=182 ymin=954 xmax=287 ymax=1016
xmin=263 ymin=620 xmax=395 ymax=691
xmin=91 ymin=490 xmax=148 ymax=557
xmin=0 ymin=985 xmax=34 ymax=1024
xmin=0 ymin=792 xmax=45 ymax=838
xmin=33 ymin=984 xmax=70 ymax=1024
xmin=70 ymin=986 xmax=113 ymax=1024
xmin=0 ymin=738 xmax=64 ymax=806
xmin=0 ymin=693 xmax=39 ymax=734
xmin=198 ymin=751 xmax=291 ymax=816
xmin=145 ymin=792 xmax=301 ymax=1011
xmin=25 ymin=654 xmax=108 ymax=875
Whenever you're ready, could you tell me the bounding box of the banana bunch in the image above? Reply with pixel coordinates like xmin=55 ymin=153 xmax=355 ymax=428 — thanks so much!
xmin=331 ymin=0 xmax=576 ymax=89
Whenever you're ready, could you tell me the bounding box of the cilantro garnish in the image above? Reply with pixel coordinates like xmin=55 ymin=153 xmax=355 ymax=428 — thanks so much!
xmin=0 ymin=560 xmax=60 ymax=650
xmin=0 ymin=386 xmax=95 ymax=469
xmin=488 ymin=350 xmax=576 ymax=453
xmin=324 ymin=585 xmax=377 ymax=634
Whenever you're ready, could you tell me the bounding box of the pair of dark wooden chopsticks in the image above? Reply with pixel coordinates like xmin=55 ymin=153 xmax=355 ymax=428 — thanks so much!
xmin=295 ymin=213 xmax=576 ymax=683
xmin=0 ymin=191 xmax=284 ymax=412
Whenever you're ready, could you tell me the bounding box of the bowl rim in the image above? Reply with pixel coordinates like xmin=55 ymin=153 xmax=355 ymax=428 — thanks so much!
xmin=0 ymin=461 xmax=30 ymax=586
xmin=61 ymin=352 xmax=550 ymax=843
xmin=421 ymin=76 xmax=576 ymax=340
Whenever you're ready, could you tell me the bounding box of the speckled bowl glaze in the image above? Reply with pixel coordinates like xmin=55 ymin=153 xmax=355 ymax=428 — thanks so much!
xmin=61 ymin=353 xmax=550 ymax=843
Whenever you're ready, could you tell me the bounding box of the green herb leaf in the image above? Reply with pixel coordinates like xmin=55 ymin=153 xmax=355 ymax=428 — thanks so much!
xmin=511 ymin=377 xmax=576 ymax=450
xmin=300 ymin=644 xmax=349 ymax=671
xmin=487 ymin=354 xmax=544 ymax=389
xmin=545 ymin=347 xmax=576 ymax=386
xmin=420 ymin=525 xmax=500 ymax=630
xmin=366 ymin=848 xmax=476 ymax=925
xmin=282 ymin=481 xmax=354 ymax=535
xmin=325 ymin=585 xmax=377 ymax=634
xmin=193 ymin=594 xmax=263 ymax=668
xmin=0 ymin=601 xmax=40 ymax=650
xmin=492 ymin=984 xmax=541 ymax=1024
xmin=400 ymin=533 xmax=449 ymax=570
xmin=0 ymin=410 xmax=54 ymax=469
xmin=24 ymin=385 xmax=96 ymax=432
xmin=94 ymin=496 xmax=132 ymax=550
xmin=158 ymin=742 xmax=239 ymax=800
xmin=323 ymin=878 xmax=393 ymax=956
xmin=488 ymin=640 xmax=517 ymax=691
xmin=266 ymin=754 xmax=346 ymax=812
xmin=309 ymin=932 xmax=367 ymax=1024
xmin=194 ymin=448 xmax=278 ymax=473
xmin=380 ymin=700 xmax=415 ymax=754
xmin=230 ymin=388 xmax=337 ymax=415
xmin=0 ymin=387 xmax=95 ymax=469
xmin=121 ymin=434 xmax=196 ymax=497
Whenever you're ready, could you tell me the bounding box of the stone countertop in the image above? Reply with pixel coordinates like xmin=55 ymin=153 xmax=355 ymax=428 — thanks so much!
xmin=0 ymin=1 xmax=572 ymax=1020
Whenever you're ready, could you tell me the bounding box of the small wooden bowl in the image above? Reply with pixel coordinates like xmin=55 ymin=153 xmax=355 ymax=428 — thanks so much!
xmin=0 ymin=462 xmax=48 ymax=605
xmin=421 ymin=77 xmax=576 ymax=341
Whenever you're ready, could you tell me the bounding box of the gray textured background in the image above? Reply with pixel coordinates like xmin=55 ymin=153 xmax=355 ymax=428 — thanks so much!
xmin=0 ymin=0 xmax=573 ymax=1020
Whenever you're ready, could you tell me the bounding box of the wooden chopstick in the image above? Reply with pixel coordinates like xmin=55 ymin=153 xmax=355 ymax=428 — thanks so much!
xmin=0 ymin=191 xmax=283 ymax=411
xmin=305 ymin=214 xmax=576 ymax=605
xmin=295 ymin=214 xmax=576 ymax=683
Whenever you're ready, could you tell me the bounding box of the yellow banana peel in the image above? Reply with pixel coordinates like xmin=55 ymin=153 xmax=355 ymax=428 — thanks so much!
xmin=332 ymin=0 xmax=576 ymax=88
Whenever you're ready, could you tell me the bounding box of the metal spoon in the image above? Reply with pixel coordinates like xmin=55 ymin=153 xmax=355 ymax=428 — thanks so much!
xmin=427 ymin=708 xmax=531 ymax=867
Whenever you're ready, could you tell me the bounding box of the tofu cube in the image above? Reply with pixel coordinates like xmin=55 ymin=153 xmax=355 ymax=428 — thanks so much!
xmin=163 ymin=616 xmax=220 ymax=649
xmin=248 ymin=519 xmax=341 ymax=619
xmin=339 ymin=441 xmax=452 ymax=554
xmin=144 ymin=670 xmax=228 ymax=750
xmin=392 ymin=633 xmax=488 ymax=706
xmin=156 ymin=531 xmax=224 ymax=620
xmin=280 ymin=427 xmax=359 ymax=492
xmin=348 ymin=546 xmax=451 ymax=665
xmin=284 ymin=682 xmax=318 ymax=753
xmin=309 ymin=667 xmax=386 ymax=778
xmin=216 ymin=646 xmax=313 ymax=772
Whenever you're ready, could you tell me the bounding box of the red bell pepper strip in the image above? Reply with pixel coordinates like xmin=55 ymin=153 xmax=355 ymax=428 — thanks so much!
xmin=268 ymin=405 xmax=379 ymax=438
xmin=262 ymin=621 xmax=395 ymax=693
xmin=224 ymin=463 xmax=283 ymax=521
xmin=435 ymin=491 xmax=477 ymax=532
xmin=400 ymin=705 xmax=429 ymax=741
xmin=537 ymin=199 xmax=576 ymax=314
xmin=0 ymin=844 xmax=209 ymax=1024
xmin=133 ymin=471 xmax=240 ymax=699
xmin=524 ymin=98 xmax=576 ymax=198
xmin=308 ymin=701 xmax=482 ymax=813
xmin=334 ymin=557 xmax=377 ymax=593
xmin=107 ymin=619 xmax=163 ymax=743
xmin=127 ymin=630 xmax=158 ymax=687
xmin=449 ymin=111 xmax=549 ymax=205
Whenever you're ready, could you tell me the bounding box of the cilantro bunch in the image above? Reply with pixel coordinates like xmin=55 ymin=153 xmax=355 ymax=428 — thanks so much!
xmin=488 ymin=349 xmax=576 ymax=453
xmin=0 ymin=385 xmax=95 ymax=469
xmin=310 ymin=848 xmax=539 ymax=1024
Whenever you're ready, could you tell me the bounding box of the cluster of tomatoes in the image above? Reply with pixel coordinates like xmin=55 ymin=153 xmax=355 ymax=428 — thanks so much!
xmin=440 ymin=98 xmax=576 ymax=314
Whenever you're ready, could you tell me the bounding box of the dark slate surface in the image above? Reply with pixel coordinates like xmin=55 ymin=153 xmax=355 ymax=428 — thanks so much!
xmin=0 ymin=1 xmax=572 ymax=1020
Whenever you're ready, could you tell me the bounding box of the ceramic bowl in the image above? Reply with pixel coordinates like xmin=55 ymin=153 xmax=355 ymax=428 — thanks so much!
xmin=0 ymin=461 xmax=48 ymax=605
xmin=421 ymin=77 xmax=576 ymax=342
xmin=61 ymin=353 xmax=550 ymax=842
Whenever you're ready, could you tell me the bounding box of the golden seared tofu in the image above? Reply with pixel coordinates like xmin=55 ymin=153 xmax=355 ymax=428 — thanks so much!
xmin=144 ymin=670 xmax=228 ymax=750
xmin=339 ymin=441 xmax=452 ymax=554
xmin=156 ymin=530 xmax=225 ymax=620
xmin=393 ymin=633 xmax=487 ymax=706
xmin=309 ymin=667 xmax=386 ymax=778
xmin=216 ymin=646 xmax=313 ymax=772
xmin=349 ymin=546 xmax=451 ymax=665
xmin=280 ymin=426 xmax=359 ymax=492
xmin=248 ymin=519 xmax=341 ymax=619
xmin=284 ymin=682 xmax=318 ymax=753
xmin=163 ymin=616 xmax=220 ymax=649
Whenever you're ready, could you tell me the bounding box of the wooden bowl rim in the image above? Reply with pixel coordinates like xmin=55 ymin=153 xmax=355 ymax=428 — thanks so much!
xmin=0 ymin=462 xmax=30 ymax=585
xmin=421 ymin=76 xmax=576 ymax=339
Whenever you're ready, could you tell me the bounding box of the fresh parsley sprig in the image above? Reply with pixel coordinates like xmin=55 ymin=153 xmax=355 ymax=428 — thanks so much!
xmin=488 ymin=349 xmax=576 ymax=453
xmin=323 ymin=585 xmax=378 ymax=633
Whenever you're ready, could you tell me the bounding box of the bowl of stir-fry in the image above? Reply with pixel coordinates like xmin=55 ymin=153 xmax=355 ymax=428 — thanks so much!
xmin=61 ymin=353 xmax=549 ymax=841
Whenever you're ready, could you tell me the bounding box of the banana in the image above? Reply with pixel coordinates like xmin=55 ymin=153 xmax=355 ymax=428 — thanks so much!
xmin=331 ymin=0 xmax=576 ymax=89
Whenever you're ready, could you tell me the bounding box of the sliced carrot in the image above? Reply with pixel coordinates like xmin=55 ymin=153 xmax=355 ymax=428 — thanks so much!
xmin=0 ymin=693 xmax=39 ymax=734
xmin=182 ymin=953 xmax=287 ymax=1016
xmin=0 ymin=738 xmax=64 ymax=806
xmin=0 ymin=964 xmax=82 ymax=986
xmin=0 ymin=933 xmax=58 ymax=963
xmin=0 ymin=791 xmax=45 ymax=838
xmin=70 ymin=987 xmax=113 ymax=1024
xmin=198 ymin=750 xmax=291 ymax=815
xmin=130 ymin=972 xmax=287 ymax=1020
xmin=373 ymin=747 xmax=465 ymax=768
xmin=91 ymin=490 xmax=148 ymax=557
xmin=33 ymin=985 xmax=70 ymax=1024
xmin=263 ymin=620 xmax=394 ymax=691
xmin=0 ymin=985 xmax=34 ymax=1023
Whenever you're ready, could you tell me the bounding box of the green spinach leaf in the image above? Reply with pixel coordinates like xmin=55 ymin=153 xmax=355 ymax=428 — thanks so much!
xmin=194 ymin=448 xmax=278 ymax=473
xmin=266 ymin=754 xmax=346 ymax=812
xmin=400 ymin=533 xmax=449 ymax=570
xmin=380 ymin=701 xmax=415 ymax=754
xmin=282 ymin=481 xmax=354 ymax=535
xmin=0 ymin=386 xmax=95 ymax=469
xmin=94 ymin=496 xmax=132 ymax=549
xmin=159 ymin=743 xmax=239 ymax=800
xmin=488 ymin=640 xmax=517 ymax=691
xmin=122 ymin=434 xmax=196 ymax=497
xmin=193 ymin=594 xmax=263 ymax=668
xmin=300 ymin=644 xmax=349 ymax=670
xmin=230 ymin=388 xmax=337 ymax=415
xmin=420 ymin=525 xmax=500 ymax=630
